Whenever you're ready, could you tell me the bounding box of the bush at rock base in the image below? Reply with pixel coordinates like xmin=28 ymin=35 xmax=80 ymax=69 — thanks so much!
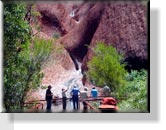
xmin=87 ymin=42 xmax=148 ymax=112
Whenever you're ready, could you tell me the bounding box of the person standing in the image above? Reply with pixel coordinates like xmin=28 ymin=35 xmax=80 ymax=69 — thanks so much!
xmin=71 ymin=86 xmax=80 ymax=110
xmin=80 ymin=87 xmax=88 ymax=112
xmin=91 ymin=87 xmax=98 ymax=98
xmin=103 ymin=85 xmax=111 ymax=97
xmin=62 ymin=88 xmax=68 ymax=111
xmin=45 ymin=85 xmax=53 ymax=112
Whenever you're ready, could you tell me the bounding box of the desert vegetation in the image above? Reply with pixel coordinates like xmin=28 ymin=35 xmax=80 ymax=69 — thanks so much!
xmin=87 ymin=43 xmax=147 ymax=112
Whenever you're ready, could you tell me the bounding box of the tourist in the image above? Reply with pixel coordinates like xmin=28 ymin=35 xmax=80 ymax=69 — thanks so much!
xmin=103 ymin=85 xmax=111 ymax=97
xmin=71 ymin=85 xmax=80 ymax=110
xmin=91 ymin=87 xmax=98 ymax=98
xmin=80 ymin=87 xmax=88 ymax=112
xmin=45 ymin=85 xmax=53 ymax=112
xmin=62 ymin=87 xmax=68 ymax=110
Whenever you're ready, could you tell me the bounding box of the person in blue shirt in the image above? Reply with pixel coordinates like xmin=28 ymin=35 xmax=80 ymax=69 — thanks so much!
xmin=91 ymin=87 xmax=98 ymax=98
xmin=71 ymin=85 xmax=80 ymax=110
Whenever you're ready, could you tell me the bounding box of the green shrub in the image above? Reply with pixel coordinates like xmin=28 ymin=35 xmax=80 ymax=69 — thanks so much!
xmin=118 ymin=70 xmax=148 ymax=112
xmin=87 ymin=42 xmax=148 ymax=112
xmin=4 ymin=36 xmax=53 ymax=112
xmin=19 ymin=37 xmax=53 ymax=90
xmin=87 ymin=42 xmax=127 ymax=97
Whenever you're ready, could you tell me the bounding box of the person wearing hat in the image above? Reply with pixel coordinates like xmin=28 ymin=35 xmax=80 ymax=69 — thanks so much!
xmin=45 ymin=85 xmax=53 ymax=112
xmin=71 ymin=85 xmax=80 ymax=110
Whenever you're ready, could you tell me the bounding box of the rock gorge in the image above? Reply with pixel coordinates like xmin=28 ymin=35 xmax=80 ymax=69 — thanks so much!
xmin=29 ymin=1 xmax=148 ymax=99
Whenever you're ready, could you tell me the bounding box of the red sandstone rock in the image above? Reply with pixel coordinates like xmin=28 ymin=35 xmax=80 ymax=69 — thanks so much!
xmin=26 ymin=1 xmax=148 ymax=103
xmin=82 ymin=2 xmax=148 ymax=70
xmin=36 ymin=1 xmax=148 ymax=70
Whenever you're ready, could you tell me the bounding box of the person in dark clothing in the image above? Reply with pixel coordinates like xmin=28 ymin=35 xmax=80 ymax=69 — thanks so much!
xmin=62 ymin=88 xmax=68 ymax=111
xmin=71 ymin=86 xmax=80 ymax=110
xmin=45 ymin=85 xmax=53 ymax=112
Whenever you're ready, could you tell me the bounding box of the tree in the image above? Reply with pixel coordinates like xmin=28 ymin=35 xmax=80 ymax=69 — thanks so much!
xmin=18 ymin=37 xmax=53 ymax=106
xmin=3 ymin=3 xmax=53 ymax=112
xmin=87 ymin=42 xmax=127 ymax=97
xmin=4 ymin=3 xmax=31 ymax=112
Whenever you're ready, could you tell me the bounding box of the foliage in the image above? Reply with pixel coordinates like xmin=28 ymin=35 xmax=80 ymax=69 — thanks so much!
xmin=87 ymin=42 xmax=148 ymax=112
xmin=42 ymin=42 xmax=64 ymax=68
xmin=30 ymin=37 xmax=53 ymax=64
xmin=118 ymin=70 xmax=148 ymax=112
xmin=3 ymin=3 xmax=53 ymax=112
xmin=24 ymin=3 xmax=42 ymax=36
xmin=19 ymin=37 xmax=53 ymax=91
xmin=30 ymin=4 xmax=42 ymax=33
xmin=91 ymin=101 xmax=100 ymax=108
xmin=4 ymin=3 xmax=30 ymax=66
xmin=4 ymin=3 xmax=30 ymax=112
xmin=87 ymin=42 xmax=127 ymax=96
xmin=30 ymin=4 xmax=41 ymax=23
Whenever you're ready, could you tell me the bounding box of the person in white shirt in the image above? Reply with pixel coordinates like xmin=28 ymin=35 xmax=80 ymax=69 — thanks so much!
xmin=62 ymin=87 xmax=68 ymax=110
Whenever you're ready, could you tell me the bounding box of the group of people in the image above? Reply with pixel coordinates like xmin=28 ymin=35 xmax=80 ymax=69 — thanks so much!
xmin=45 ymin=85 xmax=100 ymax=112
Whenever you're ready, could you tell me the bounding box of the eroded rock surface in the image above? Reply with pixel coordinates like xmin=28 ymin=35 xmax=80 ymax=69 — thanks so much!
xmin=26 ymin=1 xmax=148 ymax=103
xmin=82 ymin=2 xmax=148 ymax=71
xmin=36 ymin=1 xmax=147 ymax=71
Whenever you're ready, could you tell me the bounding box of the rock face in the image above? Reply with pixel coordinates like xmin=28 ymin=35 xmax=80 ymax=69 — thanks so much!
xmin=82 ymin=2 xmax=148 ymax=71
xmin=36 ymin=1 xmax=148 ymax=71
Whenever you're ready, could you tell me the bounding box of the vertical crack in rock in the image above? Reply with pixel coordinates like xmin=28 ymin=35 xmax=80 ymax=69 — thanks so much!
xmin=60 ymin=3 xmax=105 ymax=70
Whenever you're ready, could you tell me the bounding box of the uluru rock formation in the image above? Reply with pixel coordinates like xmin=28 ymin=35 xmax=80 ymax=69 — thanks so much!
xmin=36 ymin=1 xmax=148 ymax=72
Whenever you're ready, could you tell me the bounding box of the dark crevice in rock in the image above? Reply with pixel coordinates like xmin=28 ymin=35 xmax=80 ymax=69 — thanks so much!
xmin=69 ymin=6 xmax=105 ymax=70
xmin=68 ymin=51 xmax=79 ymax=70
xmin=40 ymin=11 xmax=67 ymax=36
xmin=69 ymin=17 xmax=103 ymax=70
xmin=125 ymin=57 xmax=148 ymax=71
